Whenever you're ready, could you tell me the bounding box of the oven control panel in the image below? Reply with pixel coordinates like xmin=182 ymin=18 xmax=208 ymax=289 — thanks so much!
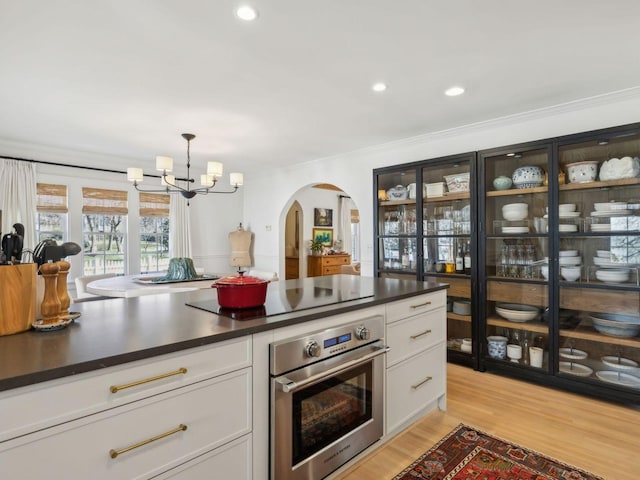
xmin=270 ymin=315 xmax=385 ymax=375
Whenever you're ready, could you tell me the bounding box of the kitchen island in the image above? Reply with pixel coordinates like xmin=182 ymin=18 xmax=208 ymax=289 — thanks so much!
xmin=0 ymin=275 xmax=447 ymax=480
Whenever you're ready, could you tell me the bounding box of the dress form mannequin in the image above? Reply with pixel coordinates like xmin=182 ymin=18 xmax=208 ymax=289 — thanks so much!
xmin=229 ymin=223 xmax=252 ymax=270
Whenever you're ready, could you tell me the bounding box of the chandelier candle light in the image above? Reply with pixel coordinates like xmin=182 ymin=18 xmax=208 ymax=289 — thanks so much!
xmin=127 ymin=133 xmax=243 ymax=204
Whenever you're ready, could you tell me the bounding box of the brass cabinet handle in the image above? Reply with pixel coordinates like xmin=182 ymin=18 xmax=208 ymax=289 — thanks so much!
xmin=110 ymin=367 xmax=187 ymax=394
xmin=411 ymin=376 xmax=433 ymax=390
xmin=410 ymin=329 xmax=432 ymax=340
xmin=109 ymin=424 xmax=187 ymax=459
xmin=410 ymin=301 xmax=432 ymax=309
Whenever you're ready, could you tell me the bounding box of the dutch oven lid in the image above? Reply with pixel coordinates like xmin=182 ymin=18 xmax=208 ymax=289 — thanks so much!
xmin=213 ymin=272 xmax=269 ymax=286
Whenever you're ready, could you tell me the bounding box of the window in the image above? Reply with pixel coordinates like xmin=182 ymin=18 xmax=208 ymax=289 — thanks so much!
xmin=139 ymin=193 xmax=170 ymax=273
xmin=36 ymin=183 xmax=67 ymax=242
xmin=82 ymin=187 xmax=127 ymax=275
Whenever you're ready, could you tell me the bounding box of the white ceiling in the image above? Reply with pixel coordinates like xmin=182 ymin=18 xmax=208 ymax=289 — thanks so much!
xmin=2 ymin=0 xmax=640 ymax=175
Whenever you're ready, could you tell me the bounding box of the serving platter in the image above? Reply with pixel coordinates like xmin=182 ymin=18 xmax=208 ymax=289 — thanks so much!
xmin=559 ymin=361 xmax=593 ymax=377
xmin=559 ymin=348 xmax=588 ymax=360
xmin=601 ymin=356 xmax=638 ymax=370
xmin=595 ymin=370 xmax=640 ymax=387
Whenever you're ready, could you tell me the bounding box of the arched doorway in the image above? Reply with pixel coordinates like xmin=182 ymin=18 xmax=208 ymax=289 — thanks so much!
xmin=282 ymin=184 xmax=360 ymax=279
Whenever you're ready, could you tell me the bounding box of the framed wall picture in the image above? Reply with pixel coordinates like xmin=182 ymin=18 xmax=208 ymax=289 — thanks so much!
xmin=314 ymin=208 xmax=333 ymax=227
xmin=312 ymin=228 xmax=333 ymax=247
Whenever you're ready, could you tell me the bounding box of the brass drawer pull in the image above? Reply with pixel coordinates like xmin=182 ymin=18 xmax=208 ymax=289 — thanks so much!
xmin=110 ymin=424 xmax=187 ymax=459
xmin=110 ymin=367 xmax=187 ymax=394
xmin=411 ymin=376 xmax=433 ymax=390
xmin=409 ymin=301 xmax=432 ymax=309
xmin=410 ymin=329 xmax=432 ymax=340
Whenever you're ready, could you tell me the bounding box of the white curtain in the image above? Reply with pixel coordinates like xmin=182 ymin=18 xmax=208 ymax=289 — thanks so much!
xmin=0 ymin=159 xmax=37 ymax=256
xmin=169 ymin=194 xmax=192 ymax=258
xmin=338 ymin=195 xmax=352 ymax=254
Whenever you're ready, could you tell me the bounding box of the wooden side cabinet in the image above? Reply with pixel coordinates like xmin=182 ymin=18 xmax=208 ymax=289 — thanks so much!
xmin=307 ymin=254 xmax=350 ymax=277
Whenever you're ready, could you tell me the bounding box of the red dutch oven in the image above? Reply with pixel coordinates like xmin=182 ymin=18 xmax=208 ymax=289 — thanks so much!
xmin=211 ymin=273 xmax=270 ymax=309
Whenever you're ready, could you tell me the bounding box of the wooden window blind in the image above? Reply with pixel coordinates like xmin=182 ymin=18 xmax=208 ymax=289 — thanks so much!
xmin=82 ymin=187 xmax=128 ymax=215
xmin=350 ymin=209 xmax=360 ymax=223
xmin=139 ymin=193 xmax=170 ymax=217
xmin=37 ymin=183 xmax=68 ymax=213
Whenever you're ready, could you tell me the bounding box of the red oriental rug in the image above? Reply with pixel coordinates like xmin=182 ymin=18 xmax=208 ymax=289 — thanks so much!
xmin=392 ymin=424 xmax=603 ymax=480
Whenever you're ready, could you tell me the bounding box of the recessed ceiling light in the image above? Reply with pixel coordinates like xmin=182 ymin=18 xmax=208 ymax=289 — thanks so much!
xmin=372 ymin=82 xmax=387 ymax=92
xmin=445 ymin=86 xmax=465 ymax=97
xmin=236 ymin=5 xmax=258 ymax=21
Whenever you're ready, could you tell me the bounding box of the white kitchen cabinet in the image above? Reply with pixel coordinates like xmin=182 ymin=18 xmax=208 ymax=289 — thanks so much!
xmin=0 ymin=337 xmax=252 ymax=479
xmin=385 ymin=290 xmax=447 ymax=435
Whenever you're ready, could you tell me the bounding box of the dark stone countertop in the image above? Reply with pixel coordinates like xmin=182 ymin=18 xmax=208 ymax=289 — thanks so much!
xmin=0 ymin=275 xmax=447 ymax=392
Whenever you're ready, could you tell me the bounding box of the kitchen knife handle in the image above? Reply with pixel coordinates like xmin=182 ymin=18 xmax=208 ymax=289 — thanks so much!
xmin=109 ymin=367 xmax=187 ymax=394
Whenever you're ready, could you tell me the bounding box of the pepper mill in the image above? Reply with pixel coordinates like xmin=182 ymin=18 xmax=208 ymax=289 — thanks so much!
xmin=56 ymin=260 xmax=71 ymax=317
xmin=40 ymin=261 xmax=61 ymax=325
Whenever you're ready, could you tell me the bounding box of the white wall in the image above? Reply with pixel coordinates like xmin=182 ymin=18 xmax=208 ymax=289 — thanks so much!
xmin=242 ymin=89 xmax=640 ymax=277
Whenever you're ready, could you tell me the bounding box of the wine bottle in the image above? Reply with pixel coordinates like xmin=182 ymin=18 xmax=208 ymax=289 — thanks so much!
xmin=464 ymin=241 xmax=472 ymax=275
xmin=455 ymin=243 xmax=464 ymax=274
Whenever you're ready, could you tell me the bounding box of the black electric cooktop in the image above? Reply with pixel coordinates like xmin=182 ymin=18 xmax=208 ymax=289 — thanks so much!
xmin=187 ymin=275 xmax=375 ymax=321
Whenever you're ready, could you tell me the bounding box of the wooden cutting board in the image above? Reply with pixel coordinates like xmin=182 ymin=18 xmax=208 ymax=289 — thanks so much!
xmin=0 ymin=263 xmax=36 ymax=335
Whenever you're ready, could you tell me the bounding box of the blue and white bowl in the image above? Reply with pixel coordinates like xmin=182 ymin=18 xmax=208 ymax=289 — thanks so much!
xmin=512 ymin=166 xmax=544 ymax=189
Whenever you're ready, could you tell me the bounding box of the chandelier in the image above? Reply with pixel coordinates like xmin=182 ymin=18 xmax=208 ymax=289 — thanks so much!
xmin=127 ymin=133 xmax=243 ymax=203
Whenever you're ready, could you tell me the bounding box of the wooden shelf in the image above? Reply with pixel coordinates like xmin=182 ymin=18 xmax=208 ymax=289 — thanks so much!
xmin=486 ymin=186 xmax=548 ymax=197
xmin=379 ymin=199 xmax=416 ymax=206
xmin=559 ymin=177 xmax=640 ymax=191
xmin=486 ymin=316 xmax=549 ymax=334
xmin=424 ymin=192 xmax=470 ymax=202
xmin=560 ymin=326 xmax=640 ymax=348
xmin=448 ymin=313 xmax=472 ymax=323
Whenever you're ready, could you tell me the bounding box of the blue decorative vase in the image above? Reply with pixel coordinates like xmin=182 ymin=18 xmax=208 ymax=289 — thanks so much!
xmin=492 ymin=175 xmax=512 ymax=190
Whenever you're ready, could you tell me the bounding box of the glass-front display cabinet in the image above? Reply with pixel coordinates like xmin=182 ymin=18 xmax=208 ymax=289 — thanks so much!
xmin=479 ymin=142 xmax=552 ymax=373
xmin=374 ymin=153 xmax=477 ymax=367
xmin=554 ymin=125 xmax=640 ymax=398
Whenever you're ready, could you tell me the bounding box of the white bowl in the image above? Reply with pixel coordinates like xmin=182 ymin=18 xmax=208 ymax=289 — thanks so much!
xmin=559 ymin=256 xmax=581 ymax=265
xmin=559 ymin=250 xmax=578 ymax=257
xmin=590 ymin=313 xmax=640 ymax=338
xmin=502 ymin=203 xmax=528 ymax=221
xmin=452 ymin=300 xmax=471 ymax=316
xmin=596 ymin=250 xmax=610 ymax=258
xmin=595 ymin=268 xmax=630 ymax=283
xmin=561 ymin=266 xmax=581 ymax=281
xmin=558 ymin=203 xmax=577 ymax=213
xmin=593 ymin=201 xmax=627 ymax=212
xmin=566 ymin=161 xmax=598 ymax=183
xmin=540 ymin=265 xmax=549 ymax=280
xmin=495 ymin=303 xmax=540 ymax=322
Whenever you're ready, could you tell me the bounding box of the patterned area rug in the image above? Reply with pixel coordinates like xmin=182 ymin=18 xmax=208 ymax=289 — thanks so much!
xmin=393 ymin=424 xmax=603 ymax=480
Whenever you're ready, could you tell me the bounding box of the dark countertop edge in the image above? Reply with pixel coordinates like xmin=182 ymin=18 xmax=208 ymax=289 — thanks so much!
xmin=0 ymin=282 xmax=448 ymax=392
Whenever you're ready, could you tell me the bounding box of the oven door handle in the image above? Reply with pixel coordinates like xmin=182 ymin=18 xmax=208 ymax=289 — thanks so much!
xmin=275 ymin=345 xmax=390 ymax=393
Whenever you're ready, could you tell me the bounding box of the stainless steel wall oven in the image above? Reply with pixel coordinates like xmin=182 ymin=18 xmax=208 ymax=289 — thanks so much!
xmin=270 ymin=316 xmax=387 ymax=480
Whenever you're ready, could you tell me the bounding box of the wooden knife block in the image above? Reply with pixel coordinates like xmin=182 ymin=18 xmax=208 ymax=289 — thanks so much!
xmin=0 ymin=263 xmax=36 ymax=335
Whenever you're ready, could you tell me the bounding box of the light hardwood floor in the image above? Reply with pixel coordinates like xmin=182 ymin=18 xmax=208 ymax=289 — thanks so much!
xmin=334 ymin=364 xmax=640 ymax=480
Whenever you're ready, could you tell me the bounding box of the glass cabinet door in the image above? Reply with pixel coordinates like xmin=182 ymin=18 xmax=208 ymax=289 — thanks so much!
xmin=421 ymin=156 xmax=475 ymax=363
xmin=375 ymin=168 xmax=418 ymax=279
xmin=482 ymin=145 xmax=551 ymax=369
xmin=556 ymin=129 xmax=640 ymax=390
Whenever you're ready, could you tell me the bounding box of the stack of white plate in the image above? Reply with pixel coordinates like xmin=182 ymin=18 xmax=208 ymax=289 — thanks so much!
xmin=592 ymin=250 xmax=628 ymax=268
xmin=502 ymin=226 xmax=529 ymax=234
xmin=595 ymin=268 xmax=631 ymax=284
xmin=591 ymin=224 xmax=611 ymax=232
